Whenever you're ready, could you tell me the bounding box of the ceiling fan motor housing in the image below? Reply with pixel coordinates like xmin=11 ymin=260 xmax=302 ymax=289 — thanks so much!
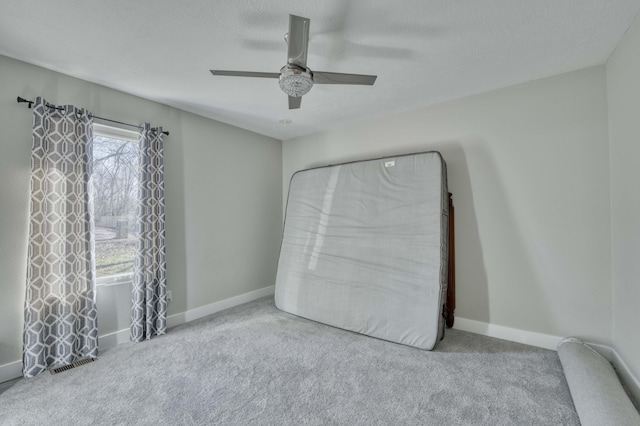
xmin=279 ymin=65 xmax=313 ymax=97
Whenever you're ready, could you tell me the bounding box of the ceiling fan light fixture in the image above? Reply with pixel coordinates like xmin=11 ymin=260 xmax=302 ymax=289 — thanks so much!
xmin=210 ymin=15 xmax=377 ymax=110
xmin=279 ymin=65 xmax=313 ymax=97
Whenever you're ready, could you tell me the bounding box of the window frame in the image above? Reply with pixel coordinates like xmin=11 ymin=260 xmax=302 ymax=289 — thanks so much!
xmin=93 ymin=122 xmax=140 ymax=287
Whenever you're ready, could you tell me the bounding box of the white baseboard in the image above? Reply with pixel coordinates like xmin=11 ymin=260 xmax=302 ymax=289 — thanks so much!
xmin=166 ymin=285 xmax=275 ymax=328
xmin=99 ymin=328 xmax=132 ymax=351
xmin=0 ymin=285 xmax=276 ymax=384
xmin=587 ymin=342 xmax=615 ymax=362
xmin=99 ymin=285 xmax=276 ymax=348
xmin=0 ymin=360 xmax=22 ymax=384
xmin=611 ymin=349 xmax=640 ymax=405
xmin=453 ymin=317 xmax=563 ymax=350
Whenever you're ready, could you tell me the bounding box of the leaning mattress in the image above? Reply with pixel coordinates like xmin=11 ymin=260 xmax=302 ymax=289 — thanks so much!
xmin=275 ymin=151 xmax=449 ymax=350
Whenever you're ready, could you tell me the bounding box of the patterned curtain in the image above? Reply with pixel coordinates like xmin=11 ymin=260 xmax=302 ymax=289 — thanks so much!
xmin=23 ymin=97 xmax=98 ymax=378
xmin=131 ymin=123 xmax=167 ymax=341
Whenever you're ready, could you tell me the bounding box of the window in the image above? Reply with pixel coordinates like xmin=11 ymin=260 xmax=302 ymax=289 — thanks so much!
xmin=92 ymin=123 xmax=139 ymax=285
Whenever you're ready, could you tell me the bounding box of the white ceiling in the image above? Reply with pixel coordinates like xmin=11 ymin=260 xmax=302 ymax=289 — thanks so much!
xmin=1 ymin=1 xmax=639 ymax=140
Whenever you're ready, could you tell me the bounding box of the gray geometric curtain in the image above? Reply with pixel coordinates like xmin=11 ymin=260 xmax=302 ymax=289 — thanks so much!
xmin=131 ymin=123 xmax=167 ymax=342
xmin=23 ymin=97 xmax=98 ymax=378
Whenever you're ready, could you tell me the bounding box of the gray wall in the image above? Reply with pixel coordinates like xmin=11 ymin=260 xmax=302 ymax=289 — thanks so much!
xmin=283 ymin=66 xmax=613 ymax=345
xmin=607 ymin=14 xmax=640 ymax=392
xmin=0 ymin=55 xmax=282 ymax=367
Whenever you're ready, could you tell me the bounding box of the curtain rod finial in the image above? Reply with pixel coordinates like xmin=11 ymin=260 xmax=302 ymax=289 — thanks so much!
xmin=17 ymin=96 xmax=34 ymax=108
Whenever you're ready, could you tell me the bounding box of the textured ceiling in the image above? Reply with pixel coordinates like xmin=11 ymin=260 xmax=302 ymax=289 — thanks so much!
xmin=1 ymin=1 xmax=639 ymax=140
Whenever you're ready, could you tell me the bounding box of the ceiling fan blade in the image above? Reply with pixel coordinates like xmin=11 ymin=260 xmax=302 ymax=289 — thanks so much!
xmin=210 ymin=70 xmax=280 ymax=79
xmin=287 ymin=15 xmax=310 ymax=68
xmin=288 ymin=96 xmax=302 ymax=110
xmin=312 ymin=71 xmax=377 ymax=85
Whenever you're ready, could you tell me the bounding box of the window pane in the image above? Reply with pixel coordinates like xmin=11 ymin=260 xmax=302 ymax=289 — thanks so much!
xmin=92 ymin=134 xmax=139 ymax=278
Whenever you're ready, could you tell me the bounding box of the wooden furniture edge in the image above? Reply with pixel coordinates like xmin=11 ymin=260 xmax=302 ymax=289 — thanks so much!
xmin=445 ymin=192 xmax=456 ymax=328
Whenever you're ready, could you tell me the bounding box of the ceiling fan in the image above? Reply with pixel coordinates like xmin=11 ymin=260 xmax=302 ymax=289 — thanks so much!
xmin=210 ymin=14 xmax=377 ymax=110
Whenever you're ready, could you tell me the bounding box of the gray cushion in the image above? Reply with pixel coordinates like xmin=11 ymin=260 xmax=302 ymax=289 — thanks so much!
xmin=558 ymin=338 xmax=640 ymax=426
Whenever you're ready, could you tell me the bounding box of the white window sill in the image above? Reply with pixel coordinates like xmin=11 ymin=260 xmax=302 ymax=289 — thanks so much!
xmin=96 ymin=273 xmax=133 ymax=287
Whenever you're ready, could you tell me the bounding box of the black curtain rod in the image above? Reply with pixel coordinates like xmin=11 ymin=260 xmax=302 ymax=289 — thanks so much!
xmin=16 ymin=97 xmax=169 ymax=136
